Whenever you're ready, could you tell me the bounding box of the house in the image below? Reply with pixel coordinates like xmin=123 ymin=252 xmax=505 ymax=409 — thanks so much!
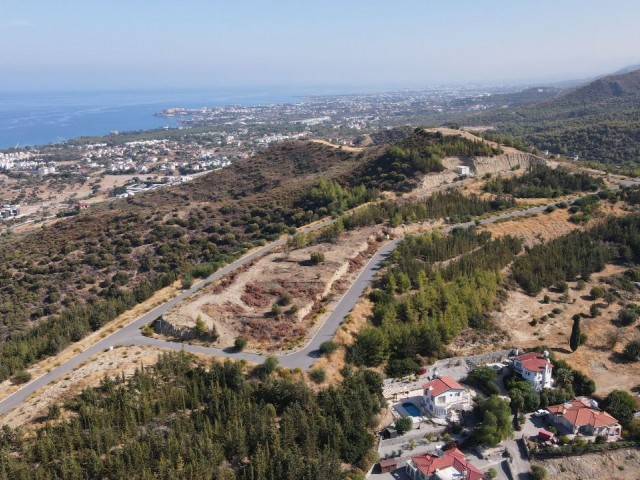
xmin=537 ymin=428 xmax=555 ymax=443
xmin=377 ymin=459 xmax=398 ymax=474
xmin=381 ymin=427 xmax=398 ymax=439
xmin=547 ymin=398 xmax=622 ymax=441
xmin=422 ymin=376 xmax=471 ymax=419
xmin=454 ymin=165 xmax=471 ymax=176
xmin=406 ymin=448 xmax=484 ymax=480
xmin=511 ymin=351 xmax=553 ymax=392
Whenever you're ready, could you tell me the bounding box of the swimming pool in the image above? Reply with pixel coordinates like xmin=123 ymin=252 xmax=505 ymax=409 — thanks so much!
xmin=402 ymin=402 xmax=421 ymax=417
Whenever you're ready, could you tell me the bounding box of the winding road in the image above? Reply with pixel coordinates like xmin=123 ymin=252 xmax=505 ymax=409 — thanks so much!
xmin=1 ymin=181 xmax=638 ymax=417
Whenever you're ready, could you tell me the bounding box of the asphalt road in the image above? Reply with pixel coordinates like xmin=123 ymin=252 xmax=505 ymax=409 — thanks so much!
xmin=2 ymin=182 xmax=638 ymax=416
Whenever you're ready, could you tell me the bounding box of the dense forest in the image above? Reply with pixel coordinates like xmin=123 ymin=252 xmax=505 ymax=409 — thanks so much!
xmin=349 ymin=228 xmax=522 ymax=376
xmin=484 ymin=165 xmax=603 ymax=198
xmin=0 ymin=352 xmax=384 ymax=480
xmin=288 ymin=189 xmax=515 ymax=248
xmin=465 ymin=69 xmax=640 ymax=166
xmin=511 ymin=214 xmax=640 ymax=295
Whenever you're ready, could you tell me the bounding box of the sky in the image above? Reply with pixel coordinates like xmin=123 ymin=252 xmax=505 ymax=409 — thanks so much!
xmin=2 ymin=0 xmax=640 ymax=92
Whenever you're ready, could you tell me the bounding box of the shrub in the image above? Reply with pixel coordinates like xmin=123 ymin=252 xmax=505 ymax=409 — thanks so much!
xmin=309 ymin=252 xmax=325 ymax=265
xmin=278 ymin=293 xmax=293 ymax=306
xmin=253 ymin=356 xmax=279 ymax=380
xmin=234 ymin=336 xmax=248 ymax=351
xmin=531 ymin=465 xmax=547 ymax=480
xmin=11 ymin=370 xmax=32 ymax=385
xmin=309 ymin=367 xmax=327 ymax=384
xmin=48 ymin=403 xmax=61 ymax=420
xmin=319 ymin=340 xmax=339 ymax=356
xmin=181 ymin=273 xmax=193 ymax=290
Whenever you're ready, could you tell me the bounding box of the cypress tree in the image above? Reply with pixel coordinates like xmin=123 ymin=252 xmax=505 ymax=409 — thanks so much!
xmin=570 ymin=315 xmax=581 ymax=352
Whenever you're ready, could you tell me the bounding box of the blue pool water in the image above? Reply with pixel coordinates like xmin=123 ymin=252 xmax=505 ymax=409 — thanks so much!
xmin=402 ymin=403 xmax=421 ymax=417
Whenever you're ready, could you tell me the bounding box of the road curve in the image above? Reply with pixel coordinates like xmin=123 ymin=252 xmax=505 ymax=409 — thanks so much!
xmin=0 ymin=218 xmax=333 ymax=416
xmin=2 ymin=184 xmax=638 ymax=416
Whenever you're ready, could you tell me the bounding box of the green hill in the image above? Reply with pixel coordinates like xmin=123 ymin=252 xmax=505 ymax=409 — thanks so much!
xmin=0 ymin=129 xmax=492 ymax=381
xmin=465 ymin=69 xmax=640 ymax=166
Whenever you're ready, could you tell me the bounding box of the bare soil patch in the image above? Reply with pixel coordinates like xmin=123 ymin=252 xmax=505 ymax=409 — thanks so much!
xmin=162 ymin=226 xmax=382 ymax=352
xmin=535 ymin=448 xmax=640 ymax=480
xmin=490 ymin=267 xmax=640 ymax=395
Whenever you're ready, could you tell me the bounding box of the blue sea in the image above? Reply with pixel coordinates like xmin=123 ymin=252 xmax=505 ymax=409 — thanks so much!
xmin=0 ymin=88 xmax=315 ymax=150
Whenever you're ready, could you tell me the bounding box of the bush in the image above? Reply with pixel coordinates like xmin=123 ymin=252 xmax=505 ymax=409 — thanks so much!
xmin=181 ymin=274 xmax=193 ymax=290
xmin=394 ymin=416 xmax=413 ymax=435
xmin=48 ymin=403 xmax=61 ymax=420
xmin=278 ymin=293 xmax=293 ymax=306
xmin=11 ymin=370 xmax=32 ymax=385
xmin=622 ymin=340 xmax=640 ymax=362
xmin=618 ymin=308 xmax=639 ymax=326
xmin=234 ymin=336 xmax=248 ymax=351
xmin=309 ymin=368 xmax=327 ymax=384
xmin=531 ymin=465 xmax=547 ymax=480
xmin=309 ymin=252 xmax=325 ymax=265
xmin=319 ymin=340 xmax=339 ymax=356
xmin=254 ymin=356 xmax=279 ymax=380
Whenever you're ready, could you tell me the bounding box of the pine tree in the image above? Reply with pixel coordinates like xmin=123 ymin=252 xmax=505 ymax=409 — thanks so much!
xmin=570 ymin=315 xmax=582 ymax=352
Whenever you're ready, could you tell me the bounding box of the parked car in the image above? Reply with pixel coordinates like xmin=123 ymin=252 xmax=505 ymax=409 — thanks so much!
xmin=533 ymin=409 xmax=548 ymax=417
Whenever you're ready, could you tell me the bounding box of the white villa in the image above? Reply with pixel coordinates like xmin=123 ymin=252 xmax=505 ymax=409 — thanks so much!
xmin=511 ymin=351 xmax=553 ymax=392
xmin=422 ymin=375 xmax=471 ymax=419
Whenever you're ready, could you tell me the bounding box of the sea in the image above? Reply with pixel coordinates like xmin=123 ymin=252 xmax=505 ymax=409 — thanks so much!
xmin=0 ymin=87 xmax=325 ymax=150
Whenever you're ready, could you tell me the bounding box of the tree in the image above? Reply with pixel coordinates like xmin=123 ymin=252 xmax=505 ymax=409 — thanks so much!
xmin=555 ymin=368 xmax=574 ymax=390
xmin=350 ymin=327 xmax=389 ymax=367
xmin=603 ymin=390 xmax=636 ymax=427
xmin=466 ymin=366 xmax=499 ymax=395
xmin=622 ymin=339 xmax=640 ymax=362
xmin=618 ymin=308 xmax=638 ymax=326
xmin=569 ymin=316 xmax=581 ymax=352
xmin=475 ymin=396 xmax=513 ymax=447
xmin=590 ymin=286 xmax=605 ymax=299
xmin=589 ymin=303 xmax=600 ymax=318
xmin=394 ymin=416 xmax=413 ymax=435
xmin=194 ymin=315 xmax=207 ymax=337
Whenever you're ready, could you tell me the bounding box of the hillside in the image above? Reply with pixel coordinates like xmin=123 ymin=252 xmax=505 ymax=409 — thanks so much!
xmin=464 ymin=69 xmax=640 ymax=166
xmin=0 ymin=129 xmax=491 ymax=381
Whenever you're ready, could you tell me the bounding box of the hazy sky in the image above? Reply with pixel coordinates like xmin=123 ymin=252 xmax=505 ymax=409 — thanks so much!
xmin=2 ymin=0 xmax=639 ymax=91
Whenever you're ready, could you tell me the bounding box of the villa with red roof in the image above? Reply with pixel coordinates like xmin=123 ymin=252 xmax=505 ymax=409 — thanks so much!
xmin=511 ymin=351 xmax=553 ymax=392
xmin=547 ymin=398 xmax=621 ymax=441
xmin=406 ymin=448 xmax=484 ymax=480
xmin=422 ymin=376 xmax=471 ymax=419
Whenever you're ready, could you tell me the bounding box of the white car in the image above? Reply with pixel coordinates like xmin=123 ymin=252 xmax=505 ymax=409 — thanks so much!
xmin=533 ymin=409 xmax=548 ymax=417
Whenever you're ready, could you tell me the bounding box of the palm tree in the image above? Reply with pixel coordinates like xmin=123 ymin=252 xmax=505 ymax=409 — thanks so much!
xmin=555 ymin=368 xmax=574 ymax=390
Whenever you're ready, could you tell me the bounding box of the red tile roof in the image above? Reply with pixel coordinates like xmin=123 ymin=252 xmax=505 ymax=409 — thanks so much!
xmin=514 ymin=352 xmax=551 ymax=372
xmin=423 ymin=376 xmax=465 ymax=397
xmin=547 ymin=399 xmax=619 ymax=428
xmin=411 ymin=448 xmax=484 ymax=480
